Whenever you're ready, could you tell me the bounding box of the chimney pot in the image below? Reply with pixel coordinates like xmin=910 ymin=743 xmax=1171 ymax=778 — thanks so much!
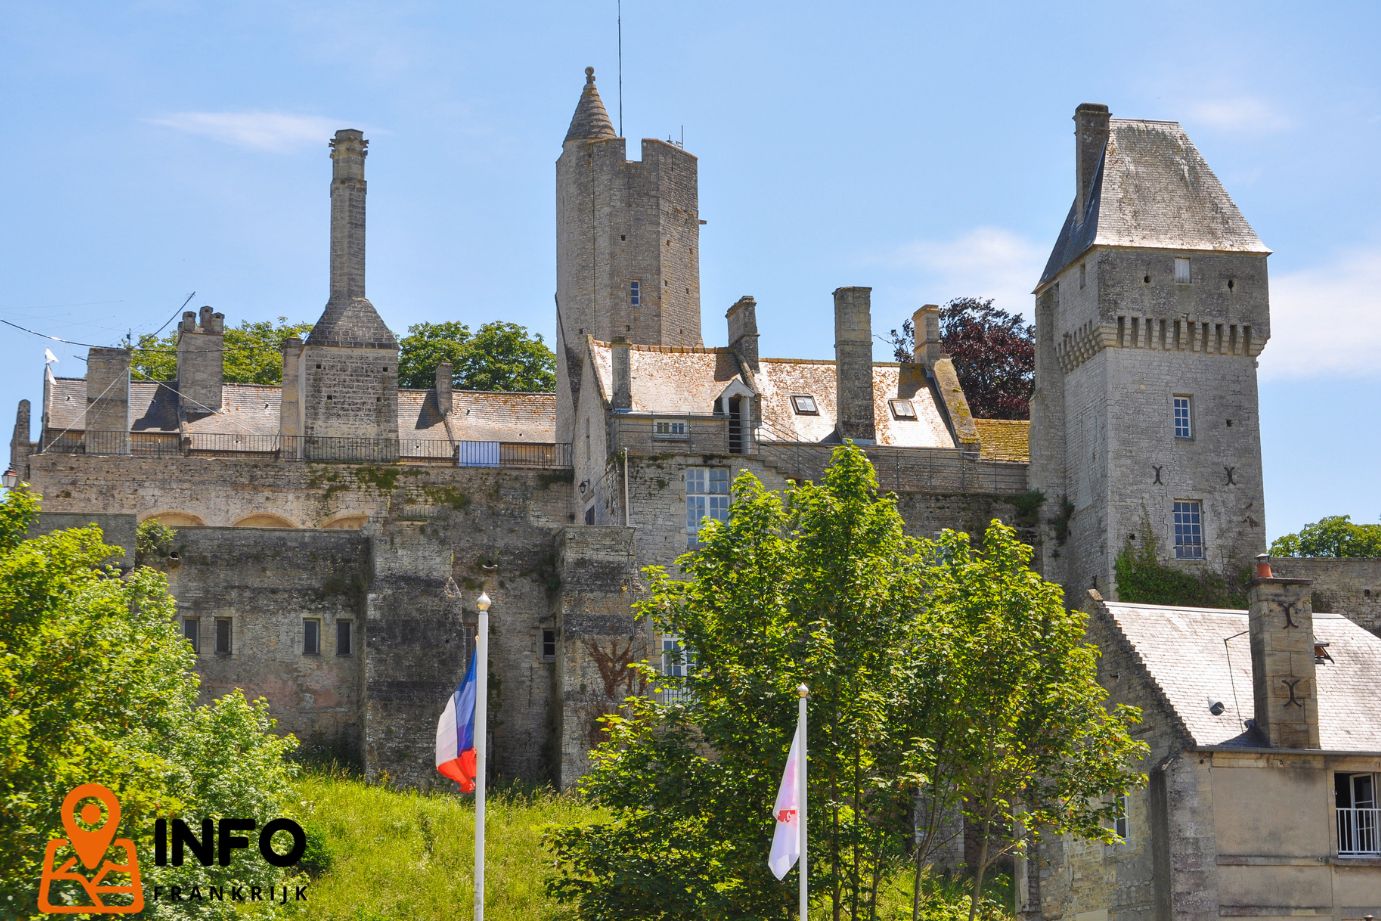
xmin=1254 ymin=554 xmax=1273 ymax=580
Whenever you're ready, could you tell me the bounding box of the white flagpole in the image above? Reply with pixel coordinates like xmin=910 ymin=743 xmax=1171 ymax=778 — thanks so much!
xmin=475 ymin=592 xmax=491 ymax=921
xmin=797 ymin=683 xmax=809 ymax=921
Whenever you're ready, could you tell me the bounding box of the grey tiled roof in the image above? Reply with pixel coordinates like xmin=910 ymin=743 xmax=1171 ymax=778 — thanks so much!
xmin=305 ymin=296 xmax=398 ymax=349
xmin=1039 ymin=118 xmax=1270 ymax=288
xmin=564 ymin=67 xmax=616 ymax=143
xmin=1100 ymin=601 xmax=1381 ymax=751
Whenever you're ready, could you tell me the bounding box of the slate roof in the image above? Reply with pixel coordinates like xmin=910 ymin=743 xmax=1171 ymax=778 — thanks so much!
xmin=973 ymin=419 xmax=1030 ymax=463
xmin=46 ymin=378 xmax=555 ymax=444
xmin=585 ymin=340 xmax=955 ymax=449
xmin=305 ymin=296 xmax=398 ymax=349
xmin=1100 ymin=601 xmax=1381 ymax=751
xmin=1039 ymin=118 xmax=1270 ymax=288
xmin=564 ymin=67 xmax=617 ymax=143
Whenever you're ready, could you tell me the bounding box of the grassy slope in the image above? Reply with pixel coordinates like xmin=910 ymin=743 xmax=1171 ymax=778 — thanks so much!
xmin=287 ymin=773 xmax=597 ymax=921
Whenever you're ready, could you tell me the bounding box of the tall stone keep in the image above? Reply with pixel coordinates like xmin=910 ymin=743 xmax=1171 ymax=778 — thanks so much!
xmin=301 ymin=129 xmax=399 ymax=455
xmin=1029 ymin=104 xmax=1271 ymax=599
xmin=554 ymin=66 xmax=702 ymax=441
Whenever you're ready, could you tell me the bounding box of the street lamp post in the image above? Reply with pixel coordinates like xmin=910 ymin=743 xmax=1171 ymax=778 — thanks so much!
xmin=474 ymin=591 xmax=491 ymax=921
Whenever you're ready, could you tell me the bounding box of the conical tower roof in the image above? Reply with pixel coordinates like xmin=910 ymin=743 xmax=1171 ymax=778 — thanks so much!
xmin=565 ymin=66 xmax=617 ymax=143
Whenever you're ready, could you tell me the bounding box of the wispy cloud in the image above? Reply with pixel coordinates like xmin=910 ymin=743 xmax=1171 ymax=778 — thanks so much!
xmin=1187 ymin=96 xmax=1291 ymax=134
xmin=879 ymin=226 xmax=1045 ymax=316
xmin=1260 ymin=246 xmax=1381 ymax=379
xmin=146 ymin=111 xmax=345 ymax=153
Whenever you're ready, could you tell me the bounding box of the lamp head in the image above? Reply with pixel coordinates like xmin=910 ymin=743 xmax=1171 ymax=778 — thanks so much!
xmin=476 ymin=592 xmax=492 ymax=613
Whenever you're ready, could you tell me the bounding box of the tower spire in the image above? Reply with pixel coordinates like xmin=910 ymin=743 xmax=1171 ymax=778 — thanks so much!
xmin=564 ymin=67 xmax=617 ymax=143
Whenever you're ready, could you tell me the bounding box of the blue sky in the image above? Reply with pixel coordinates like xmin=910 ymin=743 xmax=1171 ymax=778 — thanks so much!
xmin=3 ymin=1 xmax=1378 ymax=540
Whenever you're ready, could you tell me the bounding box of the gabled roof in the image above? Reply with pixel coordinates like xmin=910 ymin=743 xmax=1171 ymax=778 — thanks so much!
xmin=973 ymin=419 xmax=1029 ymax=463
xmin=585 ymin=339 xmax=955 ymax=449
xmin=305 ymin=296 xmax=398 ymax=350
xmin=564 ymin=67 xmax=617 ymax=143
xmin=1099 ymin=601 xmax=1381 ymax=751
xmin=1039 ymin=118 xmax=1270 ymax=288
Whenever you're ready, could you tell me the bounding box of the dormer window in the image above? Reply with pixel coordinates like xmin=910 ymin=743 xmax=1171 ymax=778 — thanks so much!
xmin=889 ymin=399 xmax=917 ymax=420
xmin=630 ymin=280 xmax=641 ymax=307
xmin=1174 ymin=257 xmax=1192 ymax=284
xmin=790 ymin=395 xmax=818 ymax=415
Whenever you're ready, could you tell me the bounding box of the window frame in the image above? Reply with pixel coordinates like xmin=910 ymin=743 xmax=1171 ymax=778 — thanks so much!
xmin=629 ymin=280 xmax=641 ymax=307
xmin=541 ymin=628 xmax=558 ymax=662
xmin=1113 ymin=794 xmax=1130 ymax=843
xmin=1174 ymin=257 xmax=1192 ymax=284
xmin=685 ymin=466 xmax=731 ymax=548
xmin=182 ymin=617 xmax=200 ymax=655
xmin=653 ymin=419 xmax=689 ymax=440
xmin=214 ymin=617 xmax=232 ymax=656
xmin=660 ymin=634 xmax=696 ymax=678
xmin=1172 ymin=500 xmax=1205 ymax=560
xmin=336 ymin=619 xmax=353 ymax=657
xmin=303 ymin=617 xmax=322 ymax=656
xmin=1336 ymin=771 xmax=1380 ymax=857
xmin=1173 ymin=395 xmax=1194 ymax=440
xmin=790 ymin=394 xmax=819 ymax=416
xmin=889 ymin=399 xmax=917 ymax=421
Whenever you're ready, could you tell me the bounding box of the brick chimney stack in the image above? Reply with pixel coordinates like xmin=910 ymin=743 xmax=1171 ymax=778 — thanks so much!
xmin=610 ymin=337 xmax=632 ymax=411
xmin=726 ymin=296 xmax=759 ymax=372
xmin=329 ymin=129 xmax=368 ymax=305
xmin=1248 ymin=555 xmax=1320 ymax=749
xmin=911 ymin=304 xmax=943 ymax=366
xmin=176 ymin=305 xmax=225 ymax=414
xmin=833 ymin=287 xmax=876 ymax=443
xmin=435 ymin=361 xmax=453 ymax=417
xmin=86 ymin=347 xmax=131 ymax=454
xmin=1074 ymin=103 xmax=1110 ymax=223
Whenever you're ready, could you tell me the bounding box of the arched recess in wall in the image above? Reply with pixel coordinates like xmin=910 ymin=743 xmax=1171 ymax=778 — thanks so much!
xmin=322 ymin=513 xmax=369 ymax=530
xmin=141 ymin=510 xmax=206 ymax=527
xmin=233 ymin=513 xmax=296 ymax=529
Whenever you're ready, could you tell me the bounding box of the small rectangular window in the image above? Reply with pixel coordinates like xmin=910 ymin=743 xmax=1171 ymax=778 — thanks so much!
xmin=336 ymin=620 xmax=353 ymax=657
xmin=653 ymin=419 xmax=688 ymax=440
xmin=1114 ymin=794 xmax=1130 ymax=842
xmin=630 ymin=280 xmax=641 ymax=307
xmin=182 ymin=617 xmax=200 ymax=654
xmin=1079 ymin=261 xmax=1087 ymax=290
xmin=541 ymin=629 xmax=557 ymax=661
xmin=1174 ymin=257 xmax=1192 ymax=284
xmin=214 ymin=617 xmax=232 ymax=656
xmin=660 ymin=634 xmax=696 ymax=678
xmin=303 ymin=618 xmax=321 ymax=656
xmin=1173 ymin=396 xmax=1193 ymax=439
xmin=889 ymin=399 xmax=917 ymax=420
xmin=790 ymin=394 xmax=818 ymax=415
xmin=1173 ymin=500 xmax=1204 ymax=560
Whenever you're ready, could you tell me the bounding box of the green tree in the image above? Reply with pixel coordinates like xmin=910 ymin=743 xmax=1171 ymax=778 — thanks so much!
xmin=131 ymin=317 xmax=314 ymax=384
xmin=397 ymin=320 xmax=556 ymax=392
xmin=0 ymin=486 xmax=301 ymax=919
xmin=547 ymin=446 xmax=1144 ymax=921
xmin=1269 ymin=515 xmax=1381 ymax=558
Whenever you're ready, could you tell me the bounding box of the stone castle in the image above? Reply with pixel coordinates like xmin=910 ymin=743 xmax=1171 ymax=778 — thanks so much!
xmin=14 ymin=66 xmax=1381 ymax=920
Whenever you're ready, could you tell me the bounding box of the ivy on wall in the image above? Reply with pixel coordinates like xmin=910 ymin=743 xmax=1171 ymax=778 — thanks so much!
xmin=1114 ymin=518 xmax=1248 ymax=609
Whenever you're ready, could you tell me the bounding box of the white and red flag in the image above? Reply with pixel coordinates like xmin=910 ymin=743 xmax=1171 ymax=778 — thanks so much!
xmin=769 ymin=703 xmax=806 ymax=880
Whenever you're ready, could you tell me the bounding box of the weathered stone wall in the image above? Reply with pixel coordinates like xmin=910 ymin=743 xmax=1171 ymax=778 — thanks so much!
xmin=166 ymin=527 xmax=370 ymax=764
xmin=31 ymin=511 xmax=137 ymax=568
xmin=175 ymin=307 xmax=224 ymax=414
xmin=301 ymin=344 xmax=400 ymax=447
xmin=1272 ymin=557 xmax=1381 ymax=635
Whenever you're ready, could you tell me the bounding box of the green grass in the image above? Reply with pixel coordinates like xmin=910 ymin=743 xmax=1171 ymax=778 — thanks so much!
xmin=285 ymin=772 xmax=601 ymax=921
xmin=285 ymin=772 xmax=1011 ymax=920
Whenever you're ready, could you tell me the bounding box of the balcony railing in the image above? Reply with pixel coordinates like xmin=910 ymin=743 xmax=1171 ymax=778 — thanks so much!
xmin=38 ymin=430 xmax=572 ymax=469
xmin=653 ymin=678 xmax=694 ymax=706
xmin=1338 ymin=806 xmax=1380 ymax=856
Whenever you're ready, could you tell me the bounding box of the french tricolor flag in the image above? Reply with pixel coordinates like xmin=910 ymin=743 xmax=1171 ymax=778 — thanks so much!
xmin=435 ymin=651 xmax=478 ymax=792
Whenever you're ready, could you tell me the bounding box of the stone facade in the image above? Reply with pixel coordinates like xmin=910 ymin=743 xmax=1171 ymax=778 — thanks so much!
xmin=1273 ymin=556 xmax=1381 ymax=635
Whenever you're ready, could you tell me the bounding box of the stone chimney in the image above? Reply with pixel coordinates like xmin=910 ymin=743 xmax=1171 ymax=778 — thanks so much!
xmin=435 ymin=361 xmax=453 ymax=417
xmin=833 ymin=287 xmax=875 ymax=443
xmin=1248 ymin=555 xmax=1320 ymax=749
xmin=329 ymin=129 xmax=368 ymax=306
xmin=175 ymin=305 xmax=225 ymax=414
xmin=278 ymin=335 xmax=304 ymax=448
xmin=10 ymin=399 xmax=32 ymax=475
xmin=726 ymin=296 xmax=760 ymax=371
xmin=1074 ymin=103 xmax=1110 ymax=223
xmin=610 ymin=338 xmax=632 ymax=411
xmin=911 ymin=304 xmax=943 ymax=366
xmin=86 ymin=347 xmax=131 ymax=454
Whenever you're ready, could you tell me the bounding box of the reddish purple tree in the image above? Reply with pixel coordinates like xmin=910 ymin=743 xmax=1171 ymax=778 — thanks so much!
xmin=889 ymin=297 xmax=1034 ymax=420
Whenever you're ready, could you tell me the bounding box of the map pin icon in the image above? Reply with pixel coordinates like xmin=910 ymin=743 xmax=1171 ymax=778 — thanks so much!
xmin=61 ymin=783 xmax=121 ymax=869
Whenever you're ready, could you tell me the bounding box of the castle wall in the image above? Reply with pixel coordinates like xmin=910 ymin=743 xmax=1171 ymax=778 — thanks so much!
xmin=301 ymin=345 xmax=400 ymax=447
xmin=1272 ymin=557 xmax=1381 ymax=635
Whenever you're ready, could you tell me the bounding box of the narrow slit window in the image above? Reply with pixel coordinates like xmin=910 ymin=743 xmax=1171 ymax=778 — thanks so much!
xmin=1113 ymin=794 xmax=1130 ymax=843
xmin=336 ymin=620 xmax=353 ymax=657
xmin=214 ymin=617 xmax=232 ymax=656
xmin=303 ymin=618 xmax=321 ymax=656
xmin=629 ymin=280 xmax=641 ymax=307
xmin=541 ymin=629 xmax=557 ymax=661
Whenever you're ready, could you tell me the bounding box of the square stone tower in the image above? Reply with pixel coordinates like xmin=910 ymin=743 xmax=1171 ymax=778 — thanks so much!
xmin=554 ymin=66 xmax=702 ymax=441
xmin=299 ymin=129 xmax=400 ymax=458
xmin=1029 ymin=104 xmax=1271 ymax=599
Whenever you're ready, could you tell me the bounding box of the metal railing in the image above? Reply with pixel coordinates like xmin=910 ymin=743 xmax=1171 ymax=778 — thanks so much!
xmin=1338 ymin=806 xmax=1380 ymax=856
xmin=38 ymin=430 xmax=573 ymax=470
xmin=653 ymin=678 xmax=694 ymax=706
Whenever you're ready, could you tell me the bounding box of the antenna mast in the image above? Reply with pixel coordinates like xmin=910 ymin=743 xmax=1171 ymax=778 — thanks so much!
xmin=617 ymin=0 xmax=624 ymax=136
